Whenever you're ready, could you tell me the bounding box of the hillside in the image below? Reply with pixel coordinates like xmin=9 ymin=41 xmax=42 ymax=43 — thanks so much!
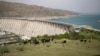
xmin=0 ymin=1 xmax=78 ymax=17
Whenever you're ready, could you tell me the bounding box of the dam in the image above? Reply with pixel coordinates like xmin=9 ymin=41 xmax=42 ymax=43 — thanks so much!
xmin=0 ymin=18 xmax=74 ymax=37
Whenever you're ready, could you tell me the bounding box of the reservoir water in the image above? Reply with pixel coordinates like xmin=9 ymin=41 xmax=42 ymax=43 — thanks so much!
xmin=51 ymin=15 xmax=100 ymax=30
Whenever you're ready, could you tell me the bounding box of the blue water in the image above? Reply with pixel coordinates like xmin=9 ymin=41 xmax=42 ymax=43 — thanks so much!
xmin=51 ymin=15 xmax=100 ymax=29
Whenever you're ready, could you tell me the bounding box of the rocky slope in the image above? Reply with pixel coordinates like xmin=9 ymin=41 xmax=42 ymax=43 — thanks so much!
xmin=0 ymin=1 xmax=78 ymax=18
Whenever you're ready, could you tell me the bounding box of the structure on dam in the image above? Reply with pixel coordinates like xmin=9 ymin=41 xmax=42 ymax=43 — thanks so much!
xmin=0 ymin=18 xmax=74 ymax=37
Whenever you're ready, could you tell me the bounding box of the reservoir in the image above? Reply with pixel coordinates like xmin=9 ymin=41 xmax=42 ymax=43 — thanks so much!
xmin=51 ymin=15 xmax=100 ymax=29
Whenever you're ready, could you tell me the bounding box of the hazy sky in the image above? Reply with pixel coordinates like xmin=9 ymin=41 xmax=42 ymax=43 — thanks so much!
xmin=1 ymin=0 xmax=100 ymax=14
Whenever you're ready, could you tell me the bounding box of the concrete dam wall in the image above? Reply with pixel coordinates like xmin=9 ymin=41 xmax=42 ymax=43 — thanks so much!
xmin=0 ymin=19 xmax=73 ymax=37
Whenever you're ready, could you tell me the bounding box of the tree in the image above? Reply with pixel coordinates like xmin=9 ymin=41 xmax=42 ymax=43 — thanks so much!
xmin=42 ymin=34 xmax=49 ymax=39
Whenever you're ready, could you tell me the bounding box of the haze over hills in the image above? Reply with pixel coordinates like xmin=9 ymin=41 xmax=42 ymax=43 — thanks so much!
xmin=0 ymin=1 xmax=78 ymax=17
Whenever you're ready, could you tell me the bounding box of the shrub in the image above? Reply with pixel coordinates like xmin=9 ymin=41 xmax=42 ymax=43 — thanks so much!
xmin=84 ymin=39 xmax=87 ymax=43
xmin=54 ymin=41 xmax=57 ymax=43
xmin=46 ymin=44 xmax=51 ymax=47
xmin=80 ymin=39 xmax=84 ymax=42
xmin=41 ymin=38 xmax=50 ymax=43
xmin=62 ymin=40 xmax=67 ymax=43
xmin=31 ymin=38 xmax=40 ymax=44
xmin=0 ymin=46 xmax=9 ymax=56
xmin=33 ymin=39 xmax=40 ymax=44
xmin=16 ymin=45 xmax=24 ymax=51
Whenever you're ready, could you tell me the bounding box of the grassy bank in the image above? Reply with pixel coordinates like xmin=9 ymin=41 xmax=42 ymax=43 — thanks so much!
xmin=1 ymin=39 xmax=100 ymax=56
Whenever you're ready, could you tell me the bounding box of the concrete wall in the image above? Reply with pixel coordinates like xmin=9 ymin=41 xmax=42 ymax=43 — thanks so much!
xmin=0 ymin=19 xmax=73 ymax=37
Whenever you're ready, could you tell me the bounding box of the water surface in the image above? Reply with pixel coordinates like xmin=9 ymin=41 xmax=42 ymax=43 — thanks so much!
xmin=51 ymin=15 xmax=100 ymax=29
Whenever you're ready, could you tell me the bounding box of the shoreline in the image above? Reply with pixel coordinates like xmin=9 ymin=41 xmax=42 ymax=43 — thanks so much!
xmin=26 ymin=15 xmax=79 ymax=20
xmin=0 ymin=15 xmax=77 ymax=20
xmin=78 ymin=25 xmax=100 ymax=31
xmin=47 ymin=15 xmax=79 ymax=20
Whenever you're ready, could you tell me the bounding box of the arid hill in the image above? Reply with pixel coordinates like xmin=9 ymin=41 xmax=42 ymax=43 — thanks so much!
xmin=0 ymin=1 xmax=78 ymax=17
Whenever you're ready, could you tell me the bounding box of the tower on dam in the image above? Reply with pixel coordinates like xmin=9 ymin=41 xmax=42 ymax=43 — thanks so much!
xmin=0 ymin=18 xmax=74 ymax=37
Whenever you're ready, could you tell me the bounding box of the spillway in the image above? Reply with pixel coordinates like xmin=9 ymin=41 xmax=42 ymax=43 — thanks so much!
xmin=0 ymin=19 xmax=73 ymax=37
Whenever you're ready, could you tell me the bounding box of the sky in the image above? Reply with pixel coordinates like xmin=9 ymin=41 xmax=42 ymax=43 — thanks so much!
xmin=1 ymin=0 xmax=100 ymax=14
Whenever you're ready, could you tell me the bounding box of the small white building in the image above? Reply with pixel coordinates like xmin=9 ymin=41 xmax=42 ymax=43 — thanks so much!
xmin=0 ymin=31 xmax=6 ymax=35
xmin=21 ymin=35 xmax=31 ymax=40
xmin=74 ymin=28 xmax=80 ymax=32
xmin=73 ymin=25 xmax=81 ymax=33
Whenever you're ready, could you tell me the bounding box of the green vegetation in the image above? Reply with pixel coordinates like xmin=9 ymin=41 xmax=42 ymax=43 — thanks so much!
xmin=0 ymin=46 xmax=9 ymax=56
xmin=16 ymin=45 xmax=25 ymax=51
xmin=78 ymin=28 xmax=100 ymax=40
xmin=30 ymin=28 xmax=100 ymax=41
xmin=0 ymin=28 xmax=100 ymax=56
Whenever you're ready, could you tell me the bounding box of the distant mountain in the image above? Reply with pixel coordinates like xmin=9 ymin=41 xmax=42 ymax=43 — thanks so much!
xmin=0 ymin=1 xmax=78 ymax=17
